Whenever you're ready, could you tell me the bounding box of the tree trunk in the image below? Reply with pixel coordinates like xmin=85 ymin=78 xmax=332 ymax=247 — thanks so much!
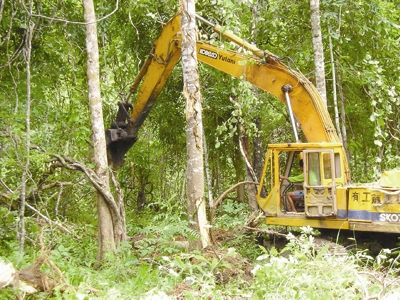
xmin=180 ymin=0 xmax=210 ymax=249
xmin=233 ymin=130 xmax=245 ymax=200
xmin=82 ymin=0 xmax=126 ymax=260
xmin=203 ymin=128 xmax=214 ymax=207
xmin=310 ymin=0 xmax=327 ymax=106
xmin=253 ymin=117 xmax=265 ymax=197
xmin=336 ymin=61 xmax=349 ymax=159
xmin=240 ymin=132 xmax=259 ymax=212
xmin=328 ymin=29 xmax=343 ymax=142
xmin=19 ymin=4 xmax=34 ymax=254
xmin=0 ymin=0 xmax=4 ymax=24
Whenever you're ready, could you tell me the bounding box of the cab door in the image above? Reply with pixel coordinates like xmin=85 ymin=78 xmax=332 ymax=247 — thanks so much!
xmin=303 ymin=150 xmax=337 ymax=217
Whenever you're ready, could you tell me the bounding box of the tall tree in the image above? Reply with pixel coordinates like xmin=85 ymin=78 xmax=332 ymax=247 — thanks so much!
xmin=310 ymin=0 xmax=327 ymax=106
xmin=180 ymin=0 xmax=210 ymax=249
xmin=18 ymin=1 xmax=34 ymax=254
xmin=82 ymin=0 xmax=126 ymax=260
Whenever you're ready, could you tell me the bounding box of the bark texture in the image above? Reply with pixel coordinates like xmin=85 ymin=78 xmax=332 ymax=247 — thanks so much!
xmin=310 ymin=0 xmax=327 ymax=106
xmin=19 ymin=12 xmax=34 ymax=254
xmin=180 ymin=0 xmax=210 ymax=249
xmin=82 ymin=0 xmax=126 ymax=259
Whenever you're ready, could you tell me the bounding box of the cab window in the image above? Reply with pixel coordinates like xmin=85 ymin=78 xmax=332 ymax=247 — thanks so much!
xmin=307 ymin=152 xmax=321 ymax=186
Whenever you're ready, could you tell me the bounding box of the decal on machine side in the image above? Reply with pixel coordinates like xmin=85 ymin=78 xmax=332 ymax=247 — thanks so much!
xmin=199 ymin=48 xmax=218 ymax=59
xmin=199 ymin=48 xmax=236 ymax=65
xmin=378 ymin=213 xmax=400 ymax=222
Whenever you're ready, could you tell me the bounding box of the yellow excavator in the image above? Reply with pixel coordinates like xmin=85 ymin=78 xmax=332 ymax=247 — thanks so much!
xmin=106 ymin=14 xmax=400 ymax=233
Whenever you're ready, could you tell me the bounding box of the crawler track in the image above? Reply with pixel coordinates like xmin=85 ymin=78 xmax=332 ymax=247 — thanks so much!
xmin=318 ymin=229 xmax=400 ymax=256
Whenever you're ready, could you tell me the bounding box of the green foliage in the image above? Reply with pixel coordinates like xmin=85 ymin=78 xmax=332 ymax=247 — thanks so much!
xmin=320 ymin=0 xmax=400 ymax=181
xmin=213 ymin=199 xmax=249 ymax=229
xmin=1 ymin=0 xmax=400 ymax=298
xmin=251 ymin=226 xmax=400 ymax=299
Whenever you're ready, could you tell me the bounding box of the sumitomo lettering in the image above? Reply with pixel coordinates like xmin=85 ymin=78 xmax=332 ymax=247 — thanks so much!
xmin=379 ymin=213 xmax=400 ymax=222
xmin=199 ymin=48 xmax=217 ymax=59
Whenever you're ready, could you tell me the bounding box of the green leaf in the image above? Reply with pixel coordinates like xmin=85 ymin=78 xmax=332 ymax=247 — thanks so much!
xmin=377 ymin=117 xmax=385 ymax=127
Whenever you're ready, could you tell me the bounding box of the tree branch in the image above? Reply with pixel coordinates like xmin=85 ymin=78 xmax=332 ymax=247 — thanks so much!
xmin=211 ymin=181 xmax=259 ymax=218
xmin=25 ymin=203 xmax=71 ymax=234
xmin=50 ymin=154 xmax=121 ymax=225
xmin=21 ymin=0 xmax=119 ymax=25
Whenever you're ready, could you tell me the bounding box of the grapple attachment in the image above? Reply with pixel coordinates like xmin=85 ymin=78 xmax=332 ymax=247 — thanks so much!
xmin=106 ymin=102 xmax=137 ymax=169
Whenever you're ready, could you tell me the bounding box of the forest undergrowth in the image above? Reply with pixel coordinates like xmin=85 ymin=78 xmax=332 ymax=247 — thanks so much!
xmin=1 ymin=200 xmax=400 ymax=299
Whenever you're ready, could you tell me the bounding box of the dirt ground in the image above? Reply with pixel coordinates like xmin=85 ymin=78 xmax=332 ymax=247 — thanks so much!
xmin=167 ymin=246 xmax=254 ymax=299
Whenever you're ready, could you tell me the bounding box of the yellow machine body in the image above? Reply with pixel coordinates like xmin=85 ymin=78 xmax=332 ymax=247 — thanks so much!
xmin=257 ymin=143 xmax=400 ymax=233
xmin=107 ymin=15 xmax=400 ymax=233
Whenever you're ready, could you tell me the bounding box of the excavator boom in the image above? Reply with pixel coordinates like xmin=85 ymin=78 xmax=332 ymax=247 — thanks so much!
xmin=106 ymin=14 xmax=341 ymax=168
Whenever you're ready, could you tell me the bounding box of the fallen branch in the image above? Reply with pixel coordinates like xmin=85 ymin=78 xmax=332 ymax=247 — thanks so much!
xmin=210 ymin=181 xmax=258 ymax=222
xmin=242 ymin=226 xmax=288 ymax=238
xmin=243 ymin=211 xmax=265 ymax=228
xmin=2 ymin=231 xmax=68 ymax=296
xmin=25 ymin=203 xmax=71 ymax=234
xmin=209 ymin=181 xmax=258 ymax=245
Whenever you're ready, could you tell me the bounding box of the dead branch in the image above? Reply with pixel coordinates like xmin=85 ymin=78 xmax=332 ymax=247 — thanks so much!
xmin=39 ymin=182 xmax=72 ymax=190
xmin=25 ymin=203 xmax=71 ymax=234
xmin=0 ymin=192 xmax=11 ymax=200
xmin=243 ymin=211 xmax=265 ymax=228
xmin=210 ymin=181 xmax=258 ymax=222
xmin=209 ymin=181 xmax=258 ymax=245
xmin=15 ymin=231 xmax=67 ymax=294
xmin=0 ymin=178 xmax=13 ymax=193
xmin=242 ymin=226 xmax=288 ymax=238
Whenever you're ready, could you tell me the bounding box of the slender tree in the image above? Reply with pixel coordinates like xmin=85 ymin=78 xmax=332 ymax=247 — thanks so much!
xmin=180 ymin=0 xmax=210 ymax=249
xmin=82 ymin=0 xmax=126 ymax=259
xmin=328 ymin=26 xmax=344 ymax=144
xmin=18 ymin=2 xmax=34 ymax=254
xmin=310 ymin=0 xmax=327 ymax=106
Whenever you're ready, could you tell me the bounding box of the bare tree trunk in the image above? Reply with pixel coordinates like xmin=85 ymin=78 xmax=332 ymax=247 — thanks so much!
xmin=82 ymin=0 xmax=126 ymax=260
xmin=328 ymin=28 xmax=343 ymax=142
xmin=310 ymin=0 xmax=327 ymax=106
xmin=203 ymin=129 xmax=214 ymax=207
xmin=337 ymin=62 xmax=349 ymax=158
xmin=180 ymin=0 xmax=210 ymax=250
xmin=19 ymin=3 xmax=34 ymax=254
xmin=253 ymin=117 xmax=265 ymax=197
xmin=239 ymin=133 xmax=259 ymax=212
xmin=233 ymin=130 xmax=245 ymax=200
xmin=0 ymin=0 xmax=5 ymax=23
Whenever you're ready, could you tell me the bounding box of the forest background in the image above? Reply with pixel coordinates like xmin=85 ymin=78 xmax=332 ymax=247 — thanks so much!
xmin=1 ymin=0 xmax=400 ymax=299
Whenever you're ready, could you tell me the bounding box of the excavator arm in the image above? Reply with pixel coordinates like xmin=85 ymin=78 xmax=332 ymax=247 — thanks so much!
xmin=106 ymin=14 xmax=341 ymax=168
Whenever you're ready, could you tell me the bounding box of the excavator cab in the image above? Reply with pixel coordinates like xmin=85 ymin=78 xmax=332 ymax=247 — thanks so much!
xmin=279 ymin=151 xmax=304 ymax=212
xmin=257 ymin=142 xmax=347 ymax=228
